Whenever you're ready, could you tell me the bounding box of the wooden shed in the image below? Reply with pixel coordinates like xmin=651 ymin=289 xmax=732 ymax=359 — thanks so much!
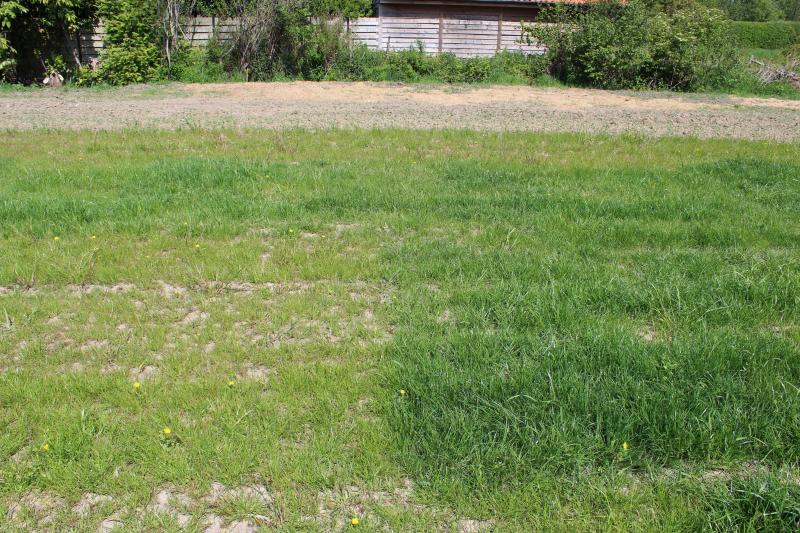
xmin=363 ymin=0 xmax=592 ymax=56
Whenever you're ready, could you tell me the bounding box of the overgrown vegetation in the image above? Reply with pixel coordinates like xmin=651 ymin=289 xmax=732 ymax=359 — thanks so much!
xmin=526 ymin=1 xmax=754 ymax=92
xmin=2 ymin=0 xmax=799 ymax=97
xmin=707 ymin=0 xmax=800 ymax=21
xmin=174 ymin=4 xmax=541 ymax=84
xmin=80 ymin=0 xmax=162 ymax=85
xmin=225 ymin=6 xmax=349 ymax=81
xmin=0 ymin=0 xmax=374 ymax=84
xmin=731 ymin=20 xmax=800 ymax=48
xmin=0 ymin=0 xmax=94 ymax=83
xmin=168 ymin=40 xmax=244 ymax=82
xmin=322 ymin=46 xmax=546 ymax=84
xmin=1 ymin=129 xmax=799 ymax=530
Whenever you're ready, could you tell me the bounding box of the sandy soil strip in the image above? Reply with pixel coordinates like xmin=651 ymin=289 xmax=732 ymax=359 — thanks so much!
xmin=1 ymin=81 xmax=799 ymax=140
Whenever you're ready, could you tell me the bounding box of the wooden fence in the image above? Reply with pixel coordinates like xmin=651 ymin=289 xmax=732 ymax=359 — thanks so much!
xmin=359 ymin=17 xmax=543 ymax=57
xmin=78 ymin=25 xmax=104 ymax=61
xmin=79 ymin=16 xmax=543 ymax=62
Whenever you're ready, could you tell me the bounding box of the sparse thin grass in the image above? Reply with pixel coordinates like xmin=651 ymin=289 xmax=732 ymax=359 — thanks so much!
xmin=0 ymin=83 xmax=37 ymax=94
xmin=0 ymin=129 xmax=799 ymax=531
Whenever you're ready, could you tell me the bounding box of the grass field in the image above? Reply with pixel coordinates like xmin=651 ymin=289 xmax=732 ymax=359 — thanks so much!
xmin=1 ymin=130 xmax=799 ymax=531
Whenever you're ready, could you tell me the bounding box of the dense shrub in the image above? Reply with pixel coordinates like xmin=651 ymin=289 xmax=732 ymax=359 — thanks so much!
xmin=526 ymin=1 xmax=742 ymax=91
xmin=731 ymin=0 xmax=784 ymax=20
xmin=227 ymin=5 xmax=346 ymax=81
xmin=170 ymin=41 xmax=243 ymax=82
xmin=780 ymin=0 xmax=800 ymax=20
xmin=731 ymin=21 xmax=800 ymax=48
xmin=91 ymin=0 xmax=161 ymax=85
xmin=284 ymin=16 xmax=350 ymax=80
xmin=328 ymin=45 xmax=547 ymax=84
xmin=715 ymin=0 xmax=788 ymax=21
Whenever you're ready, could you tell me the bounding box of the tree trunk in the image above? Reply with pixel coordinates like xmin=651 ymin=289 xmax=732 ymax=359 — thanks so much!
xmin=61 ymin=24 xmax=82 ymax=69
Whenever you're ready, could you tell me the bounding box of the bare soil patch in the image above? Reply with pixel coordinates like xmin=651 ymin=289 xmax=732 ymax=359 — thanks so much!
xmin=1 ymin=82 xmax=799 ymax=140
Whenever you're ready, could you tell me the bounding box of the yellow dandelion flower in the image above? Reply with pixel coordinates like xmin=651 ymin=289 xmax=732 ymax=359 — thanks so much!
xmin=41 ymin=443 xmax=50 ymax=452
xmin=623 ymin=441 xmax=630 ymax=451
xmin=133 ymin=382 xmax=141 ymax=390
xmin=195 ymin=244 xmax=200 ymax=249
xmin=53 ymin=236 xmax=60 ymax=241
xmin=351 ymin=517 xmax=359 ymax=526
xmin=91 ymin=235 xmax=97 ymax=240
xmin=399 ymin=389 xmax=406 ymax=396
xmin=227 ymin=380 xmax=235 ymax=386
xmin=163 ymin=426 xmax=172 ymax=436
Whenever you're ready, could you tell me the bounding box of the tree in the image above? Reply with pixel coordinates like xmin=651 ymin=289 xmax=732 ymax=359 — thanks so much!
xmin=1 ymin=0 xmax=94 ymax=82
xmin=776 ymin=0 xmax=799 ymax=19
xmin=0 ymin=2 xmax=26 ymax=78
xmin=93 ymin=0 xmax=162 ymax=84
xmin=714 ymin=0 xmax=785 ymax=20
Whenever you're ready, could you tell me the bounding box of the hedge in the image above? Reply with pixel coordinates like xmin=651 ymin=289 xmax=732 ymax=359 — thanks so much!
xmin=731 ymin=21 xmax=800 ymax=49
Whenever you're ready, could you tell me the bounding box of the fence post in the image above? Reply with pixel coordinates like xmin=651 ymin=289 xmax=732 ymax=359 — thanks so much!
xmin=378 ymin=16 xmax=384 ymax=51
xmin=497 ymin=9 xmax=503 ymax=52
xmin=438 ymin=12 xmax=443 ymax=53
xmin=76 ymin=29 xmax=83 ymax=65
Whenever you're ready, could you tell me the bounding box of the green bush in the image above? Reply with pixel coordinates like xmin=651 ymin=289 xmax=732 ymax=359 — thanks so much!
xmin=329 ymin=45 xmax=546 ymax=84
xmin=527 ymin=1 xmax=743 ymax=91
xmin=731 ymin=21 xmax=800 ymax=48
xmin=697 ymin=0 xmax=800 ymax=21
xmin=712 ymin=0 xmax=787 ymax=21
xmin=94 ymin=43 xmax=162 ymax=85
xmin=227 ymin=5 xmax=349 ymax=81
xmin=170 ymin=42 xmax=242 ymax=83
xmin=294 ymin=17 xmax=350 ymax=80
xmin=241 ymin=7 xmax=321 ymax=81
xmin=95 ymin=0 xmax=162 ymax=85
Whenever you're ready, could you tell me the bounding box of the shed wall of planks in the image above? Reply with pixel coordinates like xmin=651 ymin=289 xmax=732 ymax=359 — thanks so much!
xmin=79 ymin=16 xmax=543 ymax=61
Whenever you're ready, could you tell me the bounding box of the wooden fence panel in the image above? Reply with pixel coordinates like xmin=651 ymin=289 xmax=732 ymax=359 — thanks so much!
xmin=78 ymin=23 xmax=105 ymax=61
xmin=78 ymin=16 xmax=544 ymax=62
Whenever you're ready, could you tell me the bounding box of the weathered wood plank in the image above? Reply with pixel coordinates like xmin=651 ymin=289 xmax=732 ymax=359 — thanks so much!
xmin=443 ymin=22 xmax=498 ymax=29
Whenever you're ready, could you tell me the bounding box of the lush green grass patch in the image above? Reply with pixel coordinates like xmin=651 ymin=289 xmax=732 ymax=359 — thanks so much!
xmin=1 ymin=130 xmax=799 ymax=530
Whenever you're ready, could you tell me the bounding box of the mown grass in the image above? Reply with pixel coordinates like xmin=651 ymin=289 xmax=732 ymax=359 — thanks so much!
xmin=1 ymin=130 xmax=799 ymax=531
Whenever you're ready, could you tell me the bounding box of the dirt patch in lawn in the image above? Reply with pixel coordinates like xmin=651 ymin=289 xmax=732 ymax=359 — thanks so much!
xmin=1 ymin=82 xmax=799 ymax=140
